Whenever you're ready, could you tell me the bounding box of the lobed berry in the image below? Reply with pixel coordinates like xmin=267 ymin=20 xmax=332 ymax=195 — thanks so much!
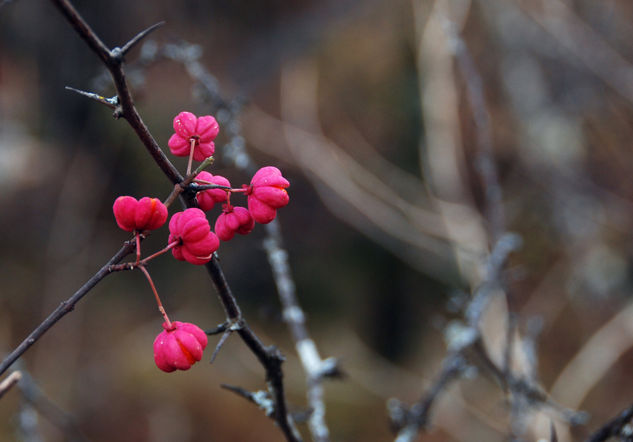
xmin=215 ymin=205 xmax=255 ymax=241
xmin=153 ymin=321 xmax=208 ymax=372
xmin=113 ymin=196 xmax=168 ymax=232
xmin=195 ymin=171 xmax=230 ymax=212
xmin=246 ymin=166 xmax=290 ymax=224
xmin=168 ymin=208 xmax=219 ymax=265
xmin=168 ymin=111 xmax=219 ymax=161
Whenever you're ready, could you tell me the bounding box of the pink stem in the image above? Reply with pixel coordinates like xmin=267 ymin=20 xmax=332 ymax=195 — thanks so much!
xmin=138 ymin=265 xmax=172 ymax=328
xmin=140 ymin=240 xmax=180 ymax=264
xmin=186 ymin=138 xmax=195 ymax=175
xmin=134 ymin=232 xmax=141 ymax=265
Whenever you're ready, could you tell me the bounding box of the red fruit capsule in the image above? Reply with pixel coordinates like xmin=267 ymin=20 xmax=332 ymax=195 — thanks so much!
xmin=246 ymin=167 xmax=290 ymax=224
xmin=113 ymin=196 xmax=168 ymax=232
xmin=168 ymin=208 xmax=219 ymax=265
xmin=195 ymin=171 xmax=230 ymax=212
xmin=167 ymin=111 xmax=220 ymax=162
xmin=215 ymin=205 xmax=255 ymax=241
xmin=153 ymin=321 xmax=208 ymax=372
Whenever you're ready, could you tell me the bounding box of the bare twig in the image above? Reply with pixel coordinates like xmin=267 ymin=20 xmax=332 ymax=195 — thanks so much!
xmin=442 ymin=17 xmax=505 ymax=243
xmin=550 ymin=420 xmax=558 ymax=442
xmin=0 ymin=241 xmax=135 ymax=377
xmin=18 ymin=370 xmax=88 ymax=442
xmin=221 ymin=384 xmax=276 ymax=416
xmin=389 ymin=354 xmax=467 ymax=442
xmin=586 ymin=402 xmax=633 ymax=442
xmin=263 ymin=221 xmax=339 ymax=442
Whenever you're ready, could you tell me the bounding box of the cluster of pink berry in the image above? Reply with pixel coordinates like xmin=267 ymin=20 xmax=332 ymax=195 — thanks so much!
xmin=112 ymin=111 xmax=290 ymax=372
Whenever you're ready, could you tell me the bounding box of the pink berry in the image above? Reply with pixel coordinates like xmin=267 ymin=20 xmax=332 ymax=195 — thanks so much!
xmin=168 ymin=208 xmax=219 ymax=265
xmin=153 ymin=321 xmax=208 ymax=372
xmin=167 ymin=111 xmax=220 ymax=162
xmin=195 ymin=171 xmax=230 ymax=212
xmin=215 ymin=205 xmax=255 ymax=241
xmin=113 ymin=196 xmax=168 ymax=232
xmin=246 ymin=166 xmax=290 ymax=224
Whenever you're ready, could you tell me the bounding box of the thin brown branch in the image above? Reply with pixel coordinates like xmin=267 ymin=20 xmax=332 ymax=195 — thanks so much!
xmin=50 ymin=0 xmax=183 ymax=185
xmin=0 ymin=241 xmax=135 ymax=377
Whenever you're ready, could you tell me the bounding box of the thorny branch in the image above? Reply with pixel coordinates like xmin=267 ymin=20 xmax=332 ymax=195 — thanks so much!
xmin=0 ymin=1 xmax=302 ymax=441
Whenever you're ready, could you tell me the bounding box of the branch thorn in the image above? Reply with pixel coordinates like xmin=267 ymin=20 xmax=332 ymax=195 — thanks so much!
xmin=120 ymin=21 xmax=166 ymax=57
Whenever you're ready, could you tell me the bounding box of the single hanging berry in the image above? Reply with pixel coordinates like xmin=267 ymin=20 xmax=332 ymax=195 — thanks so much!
xmin=113 ymin=196 xmax=168 ymax=232
xmin=168 ymin=208 xmax=219 ymax=265
xmin=215 ymin=205 xmax=255 ymax=241
xmin=195 ymin=171 xmax=230 ymax=211
xmin=153 ymin=321 xmax=208 ymax=372
xmin=246 ymin=166 xmax=290 ymax=224
xmin=168 ymin=111 xmax=219 ymax=161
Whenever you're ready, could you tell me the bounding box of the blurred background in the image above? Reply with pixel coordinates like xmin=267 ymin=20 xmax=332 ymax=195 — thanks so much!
xmin=2 ymin=0 xmax=633 ymax=440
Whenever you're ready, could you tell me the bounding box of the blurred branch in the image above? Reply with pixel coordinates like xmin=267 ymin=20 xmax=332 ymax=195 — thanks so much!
xmin=442 ymin=16 xmax=506 ymax=242
xmin=586 ymin=402 xmax=633 ymax=442
xmin=413 ymin=0 xmax=488 ymax=285
xmin=516 ymin=0 xmax=633 ymax=105
xmin=0 ymin=371 xmax=21 ymax=400
xmin=264 ymin=220 xmax=342 ymax=442
xmin=550 ymin=300 xmax=633 ymax=411
xmin=388 ymin=354 xmax=467 ymax=441
xmin=18 ymin=370 xmax=88 ymax=442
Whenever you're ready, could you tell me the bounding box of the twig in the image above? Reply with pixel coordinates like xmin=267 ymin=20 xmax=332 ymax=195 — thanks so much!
xmin=50 ymin=0 xmax=183 ymax=185
xmin=264 ymin=221 xmax=338 ymax=442
xmin=221 ymin=384 xmax=276 ymax=416
xmin=18 ymin=370 xmax=88 ymax=442
xmin=442 ymin=17 xmax=505 ymax=243
xmin=550 ymin=420 xmax=558 ymax=442
xmin=389 ymin=233 xmax=525 ymax=441
xmin=0 ymin=241 xmax=134 ymax=377
xmin=389 ymin=354 xmax=467 ymax=442
xmin=586 ymin=402 xmax=633 ymax=442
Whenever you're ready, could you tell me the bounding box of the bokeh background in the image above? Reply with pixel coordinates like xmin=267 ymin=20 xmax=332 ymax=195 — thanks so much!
xmin=2 ymin=0 xmax=633 ymax=440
